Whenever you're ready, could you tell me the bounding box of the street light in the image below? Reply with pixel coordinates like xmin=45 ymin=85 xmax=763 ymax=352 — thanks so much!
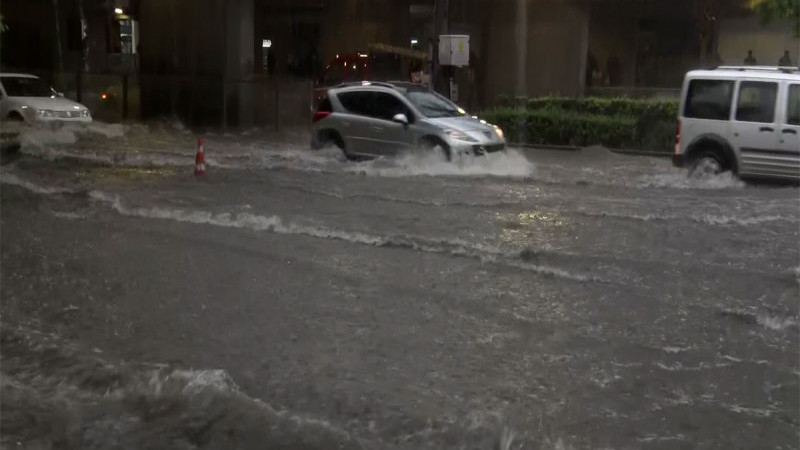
xmin=114 ymin=7 xmax=123 ymax=14
xmin=411 ymin=38 xmax=419 ymax=45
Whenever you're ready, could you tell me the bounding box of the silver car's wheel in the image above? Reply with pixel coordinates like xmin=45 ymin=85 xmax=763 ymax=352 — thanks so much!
xmin=421 ymin=138 xmax=451 ymax=162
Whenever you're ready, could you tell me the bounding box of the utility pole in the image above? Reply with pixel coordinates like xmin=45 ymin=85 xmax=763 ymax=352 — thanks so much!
xmin=516 ymin=0 xmax=527 ymax=97
xmin=432 ymin=0 xmax=449 ymax=96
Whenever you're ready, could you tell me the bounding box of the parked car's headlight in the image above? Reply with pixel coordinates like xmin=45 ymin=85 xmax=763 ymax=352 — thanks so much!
xmin=443 ymin=129 xmax=478 ymax=142
xmin=80 ymin=109 xmax=90 ymax=118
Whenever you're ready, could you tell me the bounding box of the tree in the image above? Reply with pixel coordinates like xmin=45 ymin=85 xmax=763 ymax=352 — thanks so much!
xmin=753 ymin=0 xmax=800 ymax=36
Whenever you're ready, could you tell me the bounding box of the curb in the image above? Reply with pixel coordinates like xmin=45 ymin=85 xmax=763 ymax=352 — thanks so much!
xmin=608 ymin=149 xmax=672 ymax=158
xmin=511 ymin=143 xmax=671 ymax=158
xmin=510 ymin=143 xmax=581 ymax=151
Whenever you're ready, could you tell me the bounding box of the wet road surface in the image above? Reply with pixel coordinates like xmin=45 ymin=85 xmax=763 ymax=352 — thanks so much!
xmin=1 ymin=124 xmax=798 ymax=449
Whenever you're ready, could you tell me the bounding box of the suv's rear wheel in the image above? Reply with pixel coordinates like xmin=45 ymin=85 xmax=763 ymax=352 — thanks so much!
xmin=688 ymin=150 xmax=727 ymax=178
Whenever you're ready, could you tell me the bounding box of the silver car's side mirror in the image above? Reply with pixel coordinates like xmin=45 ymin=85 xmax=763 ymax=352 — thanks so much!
xmin=392 ymin=113 xmax=409 ymax=125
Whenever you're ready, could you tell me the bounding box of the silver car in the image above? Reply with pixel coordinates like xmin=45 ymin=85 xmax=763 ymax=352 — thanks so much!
xmin=311 ymin=81 xmax=505 ymax=160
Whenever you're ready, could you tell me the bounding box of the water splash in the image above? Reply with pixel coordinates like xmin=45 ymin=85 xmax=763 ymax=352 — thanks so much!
xmin=756 ymin=314 xmax=799 ymax=331
xmin=578 ymin=210 xmax=793 ymax=226
xmin=347 ymin=148 xmax=535 ymax=178
xmin=0 ymin=325 xmax=362 ymax=449
xmin=0 ymin=171 xmax=80 ymax=195
xmin=81 ymin=190 xmax=595 ymax=282
xmin=637 ymin=172 xmax=745 ymax=190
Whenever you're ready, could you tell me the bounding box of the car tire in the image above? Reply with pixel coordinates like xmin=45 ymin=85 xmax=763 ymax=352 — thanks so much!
xmin=314 ymin=130 xmax=353 ymax=161
xmin=688 ymin=150 xmax=728 ymax=178
xmin=420 ymin=137 xmax=451 ymax=162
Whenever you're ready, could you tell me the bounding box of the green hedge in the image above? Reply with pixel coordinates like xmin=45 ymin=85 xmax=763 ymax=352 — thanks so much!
xmin=483 ymin=108 xmax=637 ymax=149
xmin=524 ymin=97 xmax=678 ymax=121
xmin=485 ymin=96 xmax=679 ymax=151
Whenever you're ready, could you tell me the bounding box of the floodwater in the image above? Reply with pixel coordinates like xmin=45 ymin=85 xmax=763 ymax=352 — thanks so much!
xmin=1 ymin=122 xmax=798 ymax=449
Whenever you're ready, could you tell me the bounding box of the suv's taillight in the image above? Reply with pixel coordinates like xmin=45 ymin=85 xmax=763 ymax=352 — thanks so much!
xmin=312 ymin=111 xmax=330 ymax=123
xmin=674 ymin=119 xmax=681 ymax=154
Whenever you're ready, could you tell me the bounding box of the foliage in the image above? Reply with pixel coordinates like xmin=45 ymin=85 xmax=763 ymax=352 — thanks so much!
xmin=753 ymin=0 xmax=800 ymax=36
xmin=482 ymin=108 xmax=638 ymax=149
xmin=482 ymin=96 xmax=679 ymax=152
xmin=523 ymin=97 xmax=678 ymax=123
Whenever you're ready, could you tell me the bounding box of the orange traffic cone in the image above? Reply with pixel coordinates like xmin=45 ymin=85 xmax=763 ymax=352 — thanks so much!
xmin=195 ymin=138 xmax=206 ymax=176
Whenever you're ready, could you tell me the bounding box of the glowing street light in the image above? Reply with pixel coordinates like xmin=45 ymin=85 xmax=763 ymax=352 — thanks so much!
xmin=114 ymin=7 xmax=123 ymax=14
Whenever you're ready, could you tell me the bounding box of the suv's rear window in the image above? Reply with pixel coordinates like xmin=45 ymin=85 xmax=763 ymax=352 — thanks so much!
xmin=684 ymin=79 xmax=734 ymax=121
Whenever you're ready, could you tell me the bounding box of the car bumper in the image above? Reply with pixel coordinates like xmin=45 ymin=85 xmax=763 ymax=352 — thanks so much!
xmin=672 ymin=154 xmax=684 ymax=167
xmin=451 ymin=142 xmax=506 ymax=156
xmin=33 ymin=116 xmax=93 ymax=123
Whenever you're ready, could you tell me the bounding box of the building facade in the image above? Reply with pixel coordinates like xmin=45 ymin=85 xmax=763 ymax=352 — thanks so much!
xmin=1 ymin=0 xmax=796 ymax=126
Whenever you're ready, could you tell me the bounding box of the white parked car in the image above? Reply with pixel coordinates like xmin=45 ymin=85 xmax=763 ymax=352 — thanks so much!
xmin=0 ymin=73 xmax=92 ymax=123
xmin=674 ymin=66 xmax=799 ymax=181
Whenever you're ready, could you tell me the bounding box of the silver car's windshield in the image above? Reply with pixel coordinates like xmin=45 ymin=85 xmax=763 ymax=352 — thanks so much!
xmin=1 ymin=77 xmax=55 ymax=97
xmin=400 ymin=88 xmax=462 ymax=118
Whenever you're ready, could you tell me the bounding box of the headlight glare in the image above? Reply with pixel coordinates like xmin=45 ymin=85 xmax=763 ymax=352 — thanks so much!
xmin=444 ymin=129 xmax=477 ymax=142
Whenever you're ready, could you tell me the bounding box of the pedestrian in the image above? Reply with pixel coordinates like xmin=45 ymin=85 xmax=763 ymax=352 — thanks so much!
xmin=607 ymin=55 xmax=621 ymax=86
xmin=744 ymin=50 xmax=757 ymax=65
xmin=586 ymin=52 xmax=598 ymax=87
xmin=778 ymin=50 xmax=793 ymax=67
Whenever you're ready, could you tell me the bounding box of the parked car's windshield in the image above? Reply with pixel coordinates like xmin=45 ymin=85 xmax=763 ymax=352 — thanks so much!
xmin=400 ymin=88 xmax=462 ymax=118
xmin=1 ymin=76 xmax=55 ymax=97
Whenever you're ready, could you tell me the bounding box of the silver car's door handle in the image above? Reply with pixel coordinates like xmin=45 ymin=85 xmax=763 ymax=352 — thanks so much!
xmin=372 ymin=127 xmax=384 ymax=132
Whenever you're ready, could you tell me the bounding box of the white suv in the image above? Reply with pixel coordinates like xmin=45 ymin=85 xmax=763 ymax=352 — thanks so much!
xmin=674 ymin=66 xmax=800 ymax=181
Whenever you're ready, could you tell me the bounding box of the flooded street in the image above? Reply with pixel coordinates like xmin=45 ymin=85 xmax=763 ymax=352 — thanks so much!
xmin=1 ymin=124 xmax=798 ymax=449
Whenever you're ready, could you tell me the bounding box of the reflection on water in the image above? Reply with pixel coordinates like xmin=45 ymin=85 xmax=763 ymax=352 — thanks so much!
xmin=496 ymin=210 xmax=570 ymax=249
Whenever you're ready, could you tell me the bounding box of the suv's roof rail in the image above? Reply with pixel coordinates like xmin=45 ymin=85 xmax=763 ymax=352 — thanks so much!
xmin=333 ymin=81 xmax=396 ymax=89
xmin=713 ymin=65 xmax=800 ymax=74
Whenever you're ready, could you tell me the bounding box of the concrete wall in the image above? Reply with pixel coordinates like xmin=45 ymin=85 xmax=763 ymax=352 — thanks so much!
xmin=718 ymin=17 xmax=799 ymax=66
xmin=484 ymin=0 xmax=588 ymax=103
xmin=320 ymin=0 xmax=411 ymax=63
xmin=138 ymin=0 xmax=254 ymax=127
xmin=587 ymin=4 xmax=637 ymax=87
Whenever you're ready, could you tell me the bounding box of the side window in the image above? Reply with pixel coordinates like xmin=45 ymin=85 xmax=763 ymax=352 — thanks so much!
xmin=735 ymin=81 xmax=778 ymax=123
xmin=787 ymin=85 xmax=800 ymax=126
xmin=684 ymin=79 xmax=734 ymax=121
xmin=372 ymin=92 xmax=411 ymax=122
xmin=337 ymin=91 xmax=373 ymax=117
